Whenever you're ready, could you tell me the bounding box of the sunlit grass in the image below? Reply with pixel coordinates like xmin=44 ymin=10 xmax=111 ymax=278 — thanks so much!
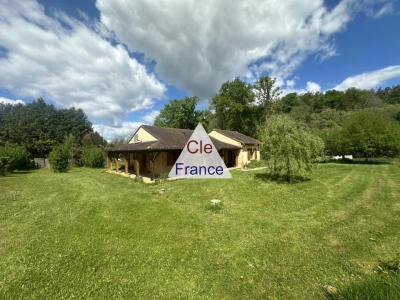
xmin=1 ymin=161 xmax=399 ymax=299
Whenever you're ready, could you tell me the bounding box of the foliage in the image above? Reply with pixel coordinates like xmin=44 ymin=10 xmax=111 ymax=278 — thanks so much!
xmin=254 ymin=76 xmax=281 ymax=113
xmin=82 ymin=147 xmax=105 ymax=168
xmin=49 ymin=145 xmax=70 ymax=172
xmin=154 ymin=96 xmax=202 ymax=129
xmin=63 ymin=134 xmax=80 ymax=166
xmin=274 ymin=88 xmax=382 ymax=114
xmin=211 ymin=77 xmax=259 ymax=136
xmin=0 ymin=98 xmax=93 ymax=156
xmin=376 ymin=85 xmax=400 ymax=104
xmin=259 ymin=115 xmax=324 ymax=181
xmin=82 ymin=132 xmax=107 ymax=148
xmin=0 ymin=144 xmax=31 ymax=171
xmin=319 ymin=126 xmax=347 ymax=156
xmin=0 ymin=157 xmax=10 ymax=176
xmin=339 ymin=111 xmax=400 ymax=159
xmin=108 ymin=138 xmax=126 ymax=147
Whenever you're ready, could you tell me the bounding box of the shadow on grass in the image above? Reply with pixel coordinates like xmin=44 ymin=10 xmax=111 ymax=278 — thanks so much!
xmin=321 ymin=158 xmax=391 ymax=165
xmin=254 ymin=172 xmax=310 ymax=184
xmin=325 ymin=259 xmax=400 ymax=300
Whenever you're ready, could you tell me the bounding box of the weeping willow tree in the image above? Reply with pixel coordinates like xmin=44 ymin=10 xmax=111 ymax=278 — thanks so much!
xmin=260 ymin=115 xmax=324 ymax=182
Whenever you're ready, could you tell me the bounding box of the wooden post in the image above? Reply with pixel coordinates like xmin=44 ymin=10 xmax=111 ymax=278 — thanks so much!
xmin=150 ymin=152 xmax=160 ymax=180
xmin=236 ymin=150 xmax=239 ymax=167
xmin=133 ymin=160 xmax=139 ymax=176
xmin=107 ymin=154 xmax=111 ymax=170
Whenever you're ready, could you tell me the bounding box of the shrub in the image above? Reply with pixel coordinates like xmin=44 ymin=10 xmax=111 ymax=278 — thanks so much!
xmin=82 ymin=147 xmax=105 ymax=168
xmin=49 ymin=145 xmax=69 ymax=172
xmin=259 ymin=115 xmax=324 ymax=182
xmin=340 ymin=110 xmax=400 ymax=159
xmin=0 ymin=144 xmax=31 ymax=171
xmin=0 ymin=157 xmax=10 ymax=176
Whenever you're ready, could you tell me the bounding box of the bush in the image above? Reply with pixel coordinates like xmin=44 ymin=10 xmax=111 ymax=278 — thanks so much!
xmin=49 ymin=145 xmax=69 ymax=172
xmin=82 ymin=147 xmax=105 ymax=168
xmin=0 ymin=157 xmax=10 ymax=176
xmin=340 ymin=110 xmax=400 ymax=159
xmin=259 ymin=115 xmax=324 ymax=182
xmin=0 ymin=144 xmax=31 ymax=171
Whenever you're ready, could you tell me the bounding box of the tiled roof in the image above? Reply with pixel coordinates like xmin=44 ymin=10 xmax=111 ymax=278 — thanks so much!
xmin=212 ymin=129 xmax=261 ymax=145
xmin=107 ymin=125 xmax=241 ymax=152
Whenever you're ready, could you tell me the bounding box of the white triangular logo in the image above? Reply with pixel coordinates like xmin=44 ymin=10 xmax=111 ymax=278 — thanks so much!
xmin=168 ymin=123 xmax=232 ymax=179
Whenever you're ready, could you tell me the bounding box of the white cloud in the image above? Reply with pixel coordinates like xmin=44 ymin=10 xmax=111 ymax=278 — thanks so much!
xmin=0 ymin=0 xmax=165 ymax=123
xmin=97 ymin=0 xmax=392 ymax=98
xmin=334 ymin=65 xmax=400 ymax=91
xmin=0 ymin=97 xmax=25 ymax=105
xmin=306 ymin=81 xmax=321 ymax=93
xmin=95 ymin=110 xmax=159 ymax=141
xmin=93 ymin=122 xmax=142 ymax=142
xmin=371 ymin=3 xmax=394 ymax=18
xmin=280 ymin=79 xmax=321 ymax=95
xmin=141 ymin=110 xmax=160 ymax=124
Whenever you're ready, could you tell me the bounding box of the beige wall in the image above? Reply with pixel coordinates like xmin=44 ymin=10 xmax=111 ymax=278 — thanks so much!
xmin=237 ymin=146 xmax=260 ymax=166
xmin=256 ymin=150 xmax=261 ymax=160
xmin=210 ymin=130 xmax=260 ymax=166
xmin=128 ymin=127 xmax=157 ymax=144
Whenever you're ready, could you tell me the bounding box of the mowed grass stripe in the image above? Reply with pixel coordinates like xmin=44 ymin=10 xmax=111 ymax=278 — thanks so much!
xmin=0 ymin=161 xmax=399 ymax=299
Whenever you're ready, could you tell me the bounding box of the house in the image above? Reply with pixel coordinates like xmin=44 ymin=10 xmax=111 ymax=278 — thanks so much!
xmin=106 ymin=125 xmax=261 ymax=181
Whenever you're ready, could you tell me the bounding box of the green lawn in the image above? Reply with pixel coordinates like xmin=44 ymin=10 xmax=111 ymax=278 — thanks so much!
xmin=1 ymin=162 xmax=400 ymax=299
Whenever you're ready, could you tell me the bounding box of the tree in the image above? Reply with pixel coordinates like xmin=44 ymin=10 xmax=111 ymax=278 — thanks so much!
xmin=320 ymin=126 xmax=347 ymax=156
xmin=49 ymin=145 xmax=69 ymax=172
xmin=340 ymin=111 xmax=400 ymax=159
xmin=376 ymin=85 xmax=400 ymax=104
xmin=259 ymin=115 xmax=324 ymax=182
xmin=254 ymin=76 xmax=281 ymax=112
xmin=0 ymin=98 xmax=93 ymax=156
xmin=274 ymin=93 xmax=299 ymax=113
xmin=211 ymin=77 xmax=258 ymax=136
xmin=344 ymin=88 xmax=382 ymax=110
xmin=154 ymin=97 xmax=201 ymax=129
xmin=64 ymin=134 xmax=79 ymax=166
xmin=82 ymin=147 xmax=105 ymax=168
xmin=0 ymin=144 xmax=31 ymax=171
xmin=82 ymin=132 xmax=107 ymax=148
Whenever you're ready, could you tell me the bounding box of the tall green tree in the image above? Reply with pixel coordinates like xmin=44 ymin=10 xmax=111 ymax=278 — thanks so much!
xmin=376 ymin=85 xmax=400 ymax=104
xmin=82 ymin=132 xmax=107 ymax=148
xmin=211 ymin=77 xmax=258 ymax=136
xmin=0 ymin=98 xmax=93 ymax=156
xmin=259 ymin=115 xmax=324 ymax=182
xmin=154 ymin=96 xmax=202 ymax=129
xmin=340 ymin=111 xmax=400 ymax=159
xmin=254 ymin=76 xmax=281 ymax=113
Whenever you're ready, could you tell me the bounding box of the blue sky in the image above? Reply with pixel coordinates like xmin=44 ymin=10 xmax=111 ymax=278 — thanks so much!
xmin=0 ymin=0 xmax=399 ymax=140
